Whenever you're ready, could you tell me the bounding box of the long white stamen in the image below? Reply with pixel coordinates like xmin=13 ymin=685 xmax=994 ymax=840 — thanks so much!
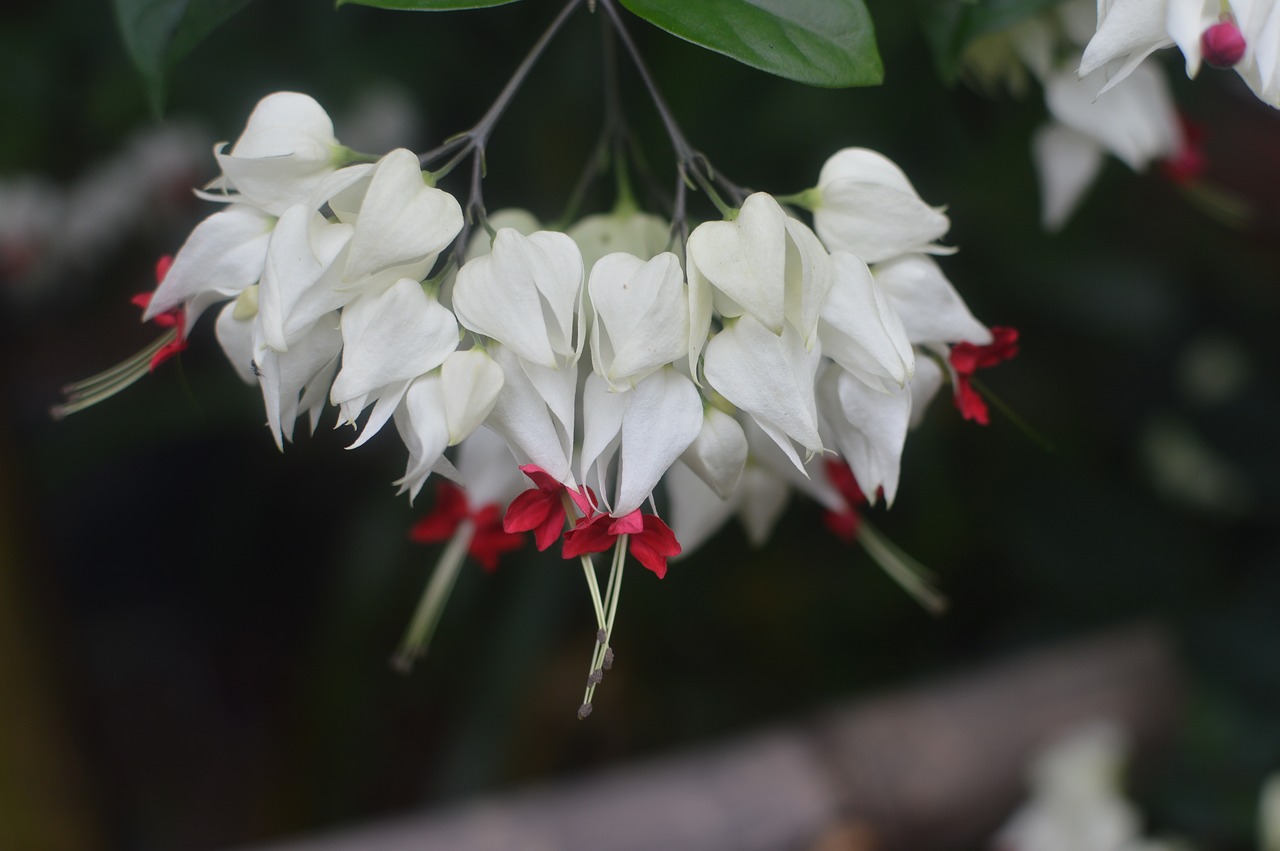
xmin=52 ymin=331 xmax=179 ymax=419
xmin=580 ymin=534 xmax=628 ymax=717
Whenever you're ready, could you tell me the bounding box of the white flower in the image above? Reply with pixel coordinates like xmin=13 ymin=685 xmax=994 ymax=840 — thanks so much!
xmin=587 ymin=251 xmax=689 ymax=390
xmin=993 ymin=723 xmax=1147 ymax=851
xmin=1079 ymin=0 xmax=1280 ymax=107
xmin=482 ymin=343 xmax=578 ymax=484
xmin=818 ymin=252 xmax=915 ymax=393
xmin=810 ymin=148 xmax=952 ymax=264
xmin=210 ymin=92 xmax=346 ymax=215
xmin=329 ymin=277 xmax=461 ymax=446
xmin=665 ymin=419 xmax=842 ymax=554
xmin=144 ymin=204 xmax=275 ymax=331
xmin=567 ymin=207 xmax=670 ymax=276
xmin=393 ymin=349 xmax=505 ymax=502
xmin=452 ymin=229 xmax=584 ymax=370
xmin=679 ymin=404 xmax=749 ymax=500
xmin=872 ymin=255 xmax=991 ymax=346
xmin=1035 ymin=59 xmax=1181 ymax=228
xmin=329 ymin=148 xmax=463 ymax=284
xmin=686 ymin=192 xmax=833 ymax=348
xmin=1234 ymin=3 xmax=1280 ymax=105
xmin=703 ymin=314 xmax=825 ymax=472
xmin=580 ymin=366 xmax=703 ymax=516
xmin=255 ymin=205 xmax=353 ymax=352
xmin=816 ymin=363 xmax=913 ymax=505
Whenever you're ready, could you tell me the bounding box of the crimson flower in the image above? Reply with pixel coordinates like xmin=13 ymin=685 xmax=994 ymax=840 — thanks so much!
xmin=410 ymin=481 xmax=524 ymax=571
xmin=561 ymin=509 xmax=681 ymax=579
xmin=503 ymin=465 xmax=596 ymax=551
xmin=131 ymin=255 xmax=188 ymax=372
xmin=949 ymin=326 xmax=1019 ymax=425
xmin=822 ymin=458 xmax=869 ymax=543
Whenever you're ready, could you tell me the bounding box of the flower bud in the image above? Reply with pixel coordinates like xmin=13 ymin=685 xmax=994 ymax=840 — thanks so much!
xmin=1202 ymin=20 xmax=1246 ymax=69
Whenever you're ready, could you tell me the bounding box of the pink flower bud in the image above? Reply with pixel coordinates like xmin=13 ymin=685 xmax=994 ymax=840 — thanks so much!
xmin=1202 ymin=21 xmax=1246 ymax=69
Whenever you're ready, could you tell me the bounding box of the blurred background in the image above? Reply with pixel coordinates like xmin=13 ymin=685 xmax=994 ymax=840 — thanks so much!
xmin=3 ymin=1 xmax=1280 ymax=848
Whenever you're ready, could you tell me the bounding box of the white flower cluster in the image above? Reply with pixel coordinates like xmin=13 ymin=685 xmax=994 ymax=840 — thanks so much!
xmin=968 ymin=0 xmax=1184 ymax=229
xmin=144 ymin=92 xmax=997 ymax=560
xmin=1082 ymin=0 xmax=1280 ymax=107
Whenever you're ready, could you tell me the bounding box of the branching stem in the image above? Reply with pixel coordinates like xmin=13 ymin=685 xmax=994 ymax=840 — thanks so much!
xmin=598 ymin=0 xmax=748 ymax=243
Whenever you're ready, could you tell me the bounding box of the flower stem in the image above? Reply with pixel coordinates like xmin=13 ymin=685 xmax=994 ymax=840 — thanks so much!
xmin=391 ymin=519 xmax=475 ymax=673
xmin=597 ymin=0 xmax=747 ymax=239
xmin=419 ymin=0 xmax=586 ymax=256
xmin=420 ymin=0 xmax=586 ymax=170
xmin=856 ymin=520 xmax=948 ymax=615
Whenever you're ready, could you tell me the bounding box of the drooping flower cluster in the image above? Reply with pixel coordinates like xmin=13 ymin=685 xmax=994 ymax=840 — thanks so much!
xmin=64 ymin=92 xmax=1016 ymax=712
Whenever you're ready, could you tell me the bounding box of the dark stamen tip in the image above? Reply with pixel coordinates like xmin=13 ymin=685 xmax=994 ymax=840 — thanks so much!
xmin=596 ymin=628 xmax=607 ymax=644
xmin=588 ymin=668 xmax=604 ymax=684
xmin=577 ymin=703 xmax=593 ymax=720
xmin=603 ymin=647 xmax=615 ymax=669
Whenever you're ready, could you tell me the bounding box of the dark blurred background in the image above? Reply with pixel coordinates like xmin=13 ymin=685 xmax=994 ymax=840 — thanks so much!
xmin=3 ymin=1 xmax=1280 ymax=848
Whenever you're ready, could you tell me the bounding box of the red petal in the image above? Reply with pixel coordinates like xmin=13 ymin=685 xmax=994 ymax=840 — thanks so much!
xmin=409 ymin=482 xmax=469 ymax=543
xmin=953 ymin=376 xmax=990 ymax=425
xmin=562 ymin=514 xmax=617 ymax=559
xmin=607 ymin=509 xmax=643 ymax=536
xmin=468 ymin=509 xmax=526 ymax=571
xmin=154 ymin=254 xmax=174 ymax=283
xmin=532 ymin=510 xmax=565 ymax=552
xmin=823 ymin=459 xmax=866 ymax=510
xmin=627 ymin=514 xmax=680 ymax=578
xmin=504 ymin=488 xmax=555 ymax=533
xmin=982 ymin=327 xmax=1019 ymax=366
xmin=568 ymin=484 xmax=597 ymax=516
xmin=518 ymin=464 xmax=564 ymax=495
xmin=822 ymin=508 xmax=860 ymax=543
xmin=148 ymin=336 xmax=188 ymax=372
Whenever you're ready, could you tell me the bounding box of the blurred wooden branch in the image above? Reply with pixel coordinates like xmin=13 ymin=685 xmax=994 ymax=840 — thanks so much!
xmin=236 ymin=624 xmax=1181 ymax=851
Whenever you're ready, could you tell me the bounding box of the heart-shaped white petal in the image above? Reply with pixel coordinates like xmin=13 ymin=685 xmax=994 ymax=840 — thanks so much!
xmin=253 ymin=313 xmax=343 ymax=451
xmin=1032 ymin=122 xmax=1106 ymax=231
xmin=817 ymin=364 xmax=912 ymax=506
xmin=453 ymin=229 xmax=584 ymax=368
xmin=441 ymin=349 xmax=505 ymax=445
xmin=614 ymin=367 xmax=703 ymax=516
xmin=814 ymin=148 xmax=951 ymax=263
xmin=819 ymin=252 xmax=915 ymax=392
xmin=703 ymin=315 xmax=824 ymax=471
xmin=483 ymin=344 xmax=575 ymax=484
xmin=873 ymin=255 xmax=991 ymax=345
xmin=214 ymin=92 xmax=340 ymax=215
xmin=588 ymin=251 xmax=689 ymax=388
xmin=393 ymin=374 xmax=451 ymax=502
xmin=687 ymin=193 xmax=788 ymax=334
xmin=147 ymin=205 xmax=274 ymax=330
xmin=342 ymin=149 xmax=463 ymax=283
xmin=679 ymin=405 xmax=748 ymax=500
xmin=256 ymin=205 xmax=353 ymax=352
xmin=330 ymin=278 xmax=459 ymax=409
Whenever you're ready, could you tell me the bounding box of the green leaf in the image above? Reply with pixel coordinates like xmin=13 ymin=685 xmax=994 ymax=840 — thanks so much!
xmin=114 ymin=0 xmax=257 ymax=114
xmin=617 ymin=0 xmax=882 ymax=89
xmin=917 ymin=0 xmax=1063 ymax=84
xmin=336 ymin=0 xmax=525 ymax=9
